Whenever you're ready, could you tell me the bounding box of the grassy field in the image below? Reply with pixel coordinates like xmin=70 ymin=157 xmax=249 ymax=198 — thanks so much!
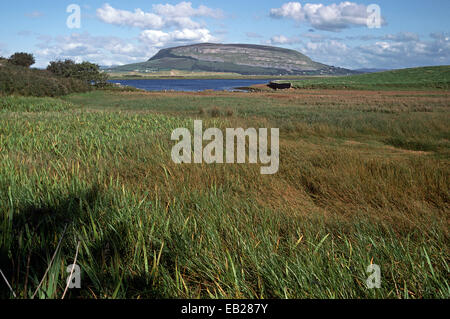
xmin=0 ymin=87 xmax=449 ymax=299
xmin=289 ymin=66 xmax=450 ymax=90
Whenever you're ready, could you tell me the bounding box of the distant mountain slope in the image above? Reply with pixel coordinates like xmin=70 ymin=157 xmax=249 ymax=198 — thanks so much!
xmin=108 ymin=43 xmax=354 ymax=76
xmin=354 ymin=68 xmax=390 ymax=73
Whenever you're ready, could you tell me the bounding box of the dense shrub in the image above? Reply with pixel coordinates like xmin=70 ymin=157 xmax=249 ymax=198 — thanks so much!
xmin=0 ymin=63 xmax=91 ymax=97
xmin=98 ymin=84 xmax=142 ymax=92
xmin=8 ymin=52 xmax=36 ymax=68
xmin=47 ymin=59 xmax=109 ymax=87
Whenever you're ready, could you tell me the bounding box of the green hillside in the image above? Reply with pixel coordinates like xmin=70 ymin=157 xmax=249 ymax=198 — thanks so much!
xmin=289 ymin=66 xmax=450 ymax=90
xmin=108 ymin=43 xmax=354 ymax=76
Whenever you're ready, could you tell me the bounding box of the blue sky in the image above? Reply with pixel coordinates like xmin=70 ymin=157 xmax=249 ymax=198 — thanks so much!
xmin=0 ymin=0 xmax=449 ymax=69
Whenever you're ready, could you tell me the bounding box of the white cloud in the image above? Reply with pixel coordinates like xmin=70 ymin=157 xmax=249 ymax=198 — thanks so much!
xmin=301 ymin=32 xmax=343 ymax=42
xmin=300 ymin=40 xmax=354 ymax=67
xmin=383 ymin=32 xmax=419 ymax=42
xmin=97 ymin=2 xmax=222 ymax=30
xmin=430 ymin=32 xmax=450 ymax=42
xmin=298 ymin=32 xmax=450 ymax=69
xmin=357 ymin=34 xmax=450 ymax=67
xmin=140 ymin=28 xmax=216 ymax=47
xmin=165 ymin=17 xmax=201 ymax=29
xmin=138 ymin=30 xmax=171 ymax=47
xmin=270 ymin=2 xmax=386 ymax=32
xmin=31 ymin=28 xmax=217 ymax=68
xmin=267 ymin=35 xmax=302 ymax=45
xmin=30 ymin=2 xmax=224 ymax=68
xmin=152 ymin=2 xmax=223 ymax=19
xmin=96 ymin=2 xmax=221 ymax=49
xmin=97 ymin=4 xmax=164 ymax=29
xmin=33 ymin=32 xmax=152 ymax=68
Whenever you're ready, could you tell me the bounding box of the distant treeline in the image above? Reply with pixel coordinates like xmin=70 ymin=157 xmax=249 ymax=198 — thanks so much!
xmin=0 ymin=52 xmax=109 ymax=97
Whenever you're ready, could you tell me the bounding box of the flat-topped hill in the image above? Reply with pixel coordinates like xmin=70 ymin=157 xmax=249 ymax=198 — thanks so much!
xmin=108 ymin=43 xmax=354 ymax=76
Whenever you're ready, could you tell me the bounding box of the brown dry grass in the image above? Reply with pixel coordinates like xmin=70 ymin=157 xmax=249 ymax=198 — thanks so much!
xmin=2 ymin=88 xmax=449 ymax=299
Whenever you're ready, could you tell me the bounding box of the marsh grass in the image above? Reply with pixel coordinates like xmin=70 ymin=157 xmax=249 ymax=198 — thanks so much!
xmin=0 ymin=96 xmax=76 ymax=113
xmin=0 ymin=89 xmax=448 ymax=299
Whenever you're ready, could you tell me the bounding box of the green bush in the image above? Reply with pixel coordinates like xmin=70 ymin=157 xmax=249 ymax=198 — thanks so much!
xmin=98 ymin=84 xmax=142 ymax=92
xmin=47 ymin=59 xmax=109 ymax=87
xmin=0 ymin=63 xmax=91 ymax=97
xmin=8 ymin=52 xmax=35 ymax=68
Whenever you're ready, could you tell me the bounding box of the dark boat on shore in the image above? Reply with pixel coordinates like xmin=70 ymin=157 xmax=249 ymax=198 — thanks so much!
xmin=268 ymin=81 xmax=292 ymax=90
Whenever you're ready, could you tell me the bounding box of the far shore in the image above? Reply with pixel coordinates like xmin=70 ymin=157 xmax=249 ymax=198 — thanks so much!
xmin=107 ymin=72 xmax=331 ymax=81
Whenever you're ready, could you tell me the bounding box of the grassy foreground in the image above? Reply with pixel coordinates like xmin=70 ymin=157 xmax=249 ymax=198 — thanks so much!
xmin=0 ymin=89 xmax=449 ymax=299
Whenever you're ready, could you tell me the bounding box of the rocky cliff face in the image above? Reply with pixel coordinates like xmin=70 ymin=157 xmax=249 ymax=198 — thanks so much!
xmin=110 ymin=43 xmax=354 ymax=75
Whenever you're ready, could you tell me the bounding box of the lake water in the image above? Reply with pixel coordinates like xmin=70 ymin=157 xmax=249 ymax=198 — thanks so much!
xmin=109 ymin=79 xmax=274 ymax=92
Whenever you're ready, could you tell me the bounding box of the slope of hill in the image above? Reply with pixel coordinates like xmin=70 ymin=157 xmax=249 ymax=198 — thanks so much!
xmin=108 ymin=43 xmax=354 ymax=76
xmin=354 ymin=68 xmax=390 ymax=73
xmin=289 ymin=66 xmax=450 ymax=90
